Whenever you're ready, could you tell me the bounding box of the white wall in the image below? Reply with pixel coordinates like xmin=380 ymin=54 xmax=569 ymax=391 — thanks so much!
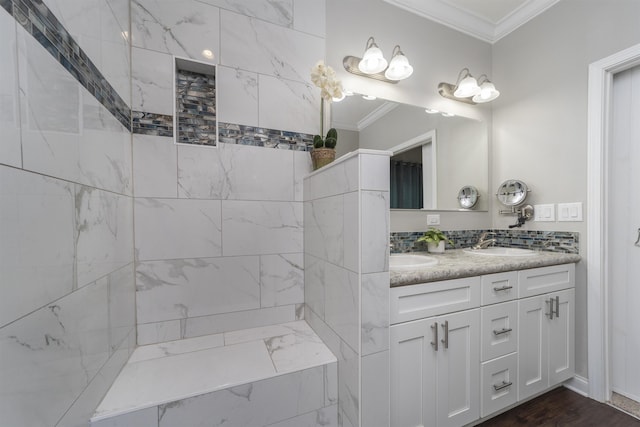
xmin=492 ymin=0 xmax=640 ymax=379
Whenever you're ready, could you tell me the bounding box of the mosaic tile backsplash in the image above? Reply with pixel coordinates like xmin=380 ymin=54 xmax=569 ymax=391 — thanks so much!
xmin=176 ymin=68 xmax=217 ymax=146
xmin=391 ymin=229 xmax=579 ymax=254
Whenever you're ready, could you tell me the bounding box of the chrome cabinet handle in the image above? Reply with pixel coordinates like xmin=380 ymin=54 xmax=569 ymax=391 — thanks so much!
xmin=493 ymin=285 xmax=513 ymax=292
xmin=441 ymin=320 xmax=449 ymax=349
xmin=554 ymin=296 xmax=560 ymax=318
xmin=635 ymin=228 xmax=640 ymax=247
xmin=546 ymin=299 xmax=554 ymax=319
xmin=493 ymin=327 xmax=513 ymax=336
xmin=431 ymin=322 xmax=438 ymax=351
xmin=493 ymin=380 xmax=513 ymax=391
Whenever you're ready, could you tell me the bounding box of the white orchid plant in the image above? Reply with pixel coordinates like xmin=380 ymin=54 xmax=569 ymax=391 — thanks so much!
xmin=310 ymin=60 xmax=343 ymax=149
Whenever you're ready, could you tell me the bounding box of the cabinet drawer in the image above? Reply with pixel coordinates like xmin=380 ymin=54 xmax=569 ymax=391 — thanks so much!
xmin=481 ymin=301 xmax=518 ymax=361
xmin=390 ymin=276 xmax=481 ymax=324
xmin=518 ymin=264 xmax=575 ymax=298
xmin=481 ymin=271 xmax=518 ymax=305
xmin=481 ymin=353 xmax=517 ymax=417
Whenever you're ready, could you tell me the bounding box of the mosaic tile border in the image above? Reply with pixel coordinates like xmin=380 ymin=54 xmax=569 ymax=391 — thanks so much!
xmin=391 ymin=229 xmax=579 ymax=254
xmin=132 ymin=111 xmax=173 ymax=137
xmin=218 ymin=122 xmax=314 ymax=151
xmin=2 ymin=0 xmax=131 ymax=130
xmin=132 ymin=116 xmax=316 ymax=151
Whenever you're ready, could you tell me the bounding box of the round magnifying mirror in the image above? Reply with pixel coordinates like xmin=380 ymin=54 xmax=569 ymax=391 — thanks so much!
xmin=496 ymin=179 xmax=529 ymax=206
xmin=457 ymin=186 xmax=479 ymax=209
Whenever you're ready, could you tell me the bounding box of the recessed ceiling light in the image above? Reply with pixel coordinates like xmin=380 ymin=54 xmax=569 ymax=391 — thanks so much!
xmin=202 ymin=49 xmax=214 ymax=60
xmin=425 ymin=108 xmax=439 ymax=114
xmin=441 ymin=112 xmax=455 ymax=117
xmin=362 ymin=94 xmax=377 ymax=100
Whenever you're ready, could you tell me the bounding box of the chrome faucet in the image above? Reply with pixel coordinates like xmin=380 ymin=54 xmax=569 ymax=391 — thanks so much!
xmin=472 ymin=232 xmax=496 ymax=250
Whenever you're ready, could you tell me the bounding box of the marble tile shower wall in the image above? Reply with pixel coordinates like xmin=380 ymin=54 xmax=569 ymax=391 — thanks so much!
xmin=131 ymin=0 xmax=325 ymax=145
xmin=0 ymin=1 xmax=135 ymax=427
xmin=304 ymin=152 xmax=392 ymax=427
xmin=131 ymin=0 xmax=326 ymax=344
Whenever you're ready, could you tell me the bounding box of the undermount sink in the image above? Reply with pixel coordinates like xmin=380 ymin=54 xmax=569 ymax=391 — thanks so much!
xmin=463 ymin=247 xmax=538 ymax=257
xmin=390 ymin=254 xmax=438 ymax=270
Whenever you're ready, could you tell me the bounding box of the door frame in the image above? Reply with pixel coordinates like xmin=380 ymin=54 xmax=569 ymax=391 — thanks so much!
xmin=587 ymin=42 xmax=640 ymax=402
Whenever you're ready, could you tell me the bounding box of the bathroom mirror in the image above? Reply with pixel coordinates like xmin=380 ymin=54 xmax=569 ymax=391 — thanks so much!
xmin=331 ymin=95 xmax=488 ymax=211
xmin=457 ymin=185 xmax=479 ymax=209
xmin=496 ymin=179 xmax=529 ymax=206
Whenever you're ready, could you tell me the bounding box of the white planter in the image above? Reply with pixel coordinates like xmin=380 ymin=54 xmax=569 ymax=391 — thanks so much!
xmin=427 ymin=241 xmax=445 ymax=253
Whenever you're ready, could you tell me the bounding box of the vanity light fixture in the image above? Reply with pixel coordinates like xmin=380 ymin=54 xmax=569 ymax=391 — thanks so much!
xmin=438 ymin=68 xmax=500 ymax=105
xmin=343 ymin=37 xmax=413 ymax=84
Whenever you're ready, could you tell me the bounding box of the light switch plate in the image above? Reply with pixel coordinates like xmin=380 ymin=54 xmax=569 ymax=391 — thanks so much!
xmin=534 ymin=204 xmax=555 ymax=222
xmin=427 ymin=214 xmax=440 ymax=226
xmin=558 ymin=202 xmax=583 ymax=222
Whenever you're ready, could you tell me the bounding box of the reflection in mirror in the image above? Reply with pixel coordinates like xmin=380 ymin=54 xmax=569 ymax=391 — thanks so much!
xmin=457 ymin=185 xmax=479 ymax=209
xmin=331 ymin=94 xmax=488 ymax=211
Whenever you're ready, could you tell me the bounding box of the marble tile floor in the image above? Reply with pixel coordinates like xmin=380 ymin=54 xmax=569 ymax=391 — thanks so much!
xmin=91 ymin=320 xmax=336 ymax=422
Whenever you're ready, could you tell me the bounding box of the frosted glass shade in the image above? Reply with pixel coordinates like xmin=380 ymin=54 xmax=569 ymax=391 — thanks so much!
xmin=454 ymin=75 xmax=480 ymax=98
xmin=472 ymin=81 xmax=500 ymax=103
xmin=358 ymin=46 xmax=387 ymax=74
xmin=384 ymin=53 xmax=413 ymax=80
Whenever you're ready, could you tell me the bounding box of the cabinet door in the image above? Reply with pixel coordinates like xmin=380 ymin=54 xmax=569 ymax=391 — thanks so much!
xmin=436 ymin=309 xmax=480 ymax=427
xmin=390 ymin=318 xmax=437 ymax=427
xmin=518 ymin=295 xmax=549 ymax=401
xmin=548 ymin=289 xmax=575 ymax=385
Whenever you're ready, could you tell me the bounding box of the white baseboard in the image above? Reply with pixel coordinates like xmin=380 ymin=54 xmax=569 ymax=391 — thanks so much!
xmin=564 ymin=375 xmax=589 ymax=397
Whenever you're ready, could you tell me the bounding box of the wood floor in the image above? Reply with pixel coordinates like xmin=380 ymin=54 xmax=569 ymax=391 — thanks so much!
xmin=478 ymin=387 xmax=640 ymax=426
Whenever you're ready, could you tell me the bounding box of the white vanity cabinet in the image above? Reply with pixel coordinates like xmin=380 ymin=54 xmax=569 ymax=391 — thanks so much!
xmin=517 ymin=264 xmax=575 ymax=401
xmin=390 ymin=263 xmax=576 ymax=427
xmin=390 ymin=277 xmax=481 ymax=427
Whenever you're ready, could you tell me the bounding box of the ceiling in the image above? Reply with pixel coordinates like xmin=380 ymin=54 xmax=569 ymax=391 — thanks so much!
xmin=383 ymin=0 xmax=560 ymax=43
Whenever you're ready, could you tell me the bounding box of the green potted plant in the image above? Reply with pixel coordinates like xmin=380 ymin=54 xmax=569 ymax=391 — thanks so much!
xmin=416 ymin=227 xmax=454 ymax=253
xmin=311 ymin=128 xmax=338 ymax=170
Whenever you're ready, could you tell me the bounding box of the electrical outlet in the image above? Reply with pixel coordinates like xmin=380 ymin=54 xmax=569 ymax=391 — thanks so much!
xmin=534 ymin=204 xmax=555 ymax=222
xmin=427 ymin=214 xmax=440 ymax=226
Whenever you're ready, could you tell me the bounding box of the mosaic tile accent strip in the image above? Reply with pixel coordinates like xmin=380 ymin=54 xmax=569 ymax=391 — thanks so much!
xmin=219 ymin=122 xmax=314 ymax=151
xmin=176 ymin=68 xmax=217 ymax=146
xmin=391 ymin=229 xmax=579 ymax=254
xmin=3 ymin=0 xmax=131 ymax=130
xmin=132 ymin=111 xmax=173 ymax=137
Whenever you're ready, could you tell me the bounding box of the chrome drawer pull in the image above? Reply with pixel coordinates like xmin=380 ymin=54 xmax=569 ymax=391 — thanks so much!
xmin=493 ymin=380 xmax=513 ymax=391
xmin=493 ymin=285 xmax=513 ymax=292
xmin=441 ymin=320 xmax=449 ymax=349
xmin=493 ymin=327 xmax=513 ymax=336
xmin=546 ymin=299 xmax=554 ymax=319
xmin=431 ymin=322 xmax=438 ymax=351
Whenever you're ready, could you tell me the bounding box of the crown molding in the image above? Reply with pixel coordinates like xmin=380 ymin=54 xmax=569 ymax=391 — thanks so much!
xmin=383 ymin=0 xmax=560 ymax=44
xmin=357 ymin=102 xmax=399 ymax=131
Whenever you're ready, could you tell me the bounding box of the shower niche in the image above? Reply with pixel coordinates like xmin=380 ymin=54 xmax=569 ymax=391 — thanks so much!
xmin=173 ymin=57 xmax=217 ymax=146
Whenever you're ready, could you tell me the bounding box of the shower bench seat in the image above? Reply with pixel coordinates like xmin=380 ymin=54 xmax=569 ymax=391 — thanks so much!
xmin=90 ymin=320 xmax=338 ymax=427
